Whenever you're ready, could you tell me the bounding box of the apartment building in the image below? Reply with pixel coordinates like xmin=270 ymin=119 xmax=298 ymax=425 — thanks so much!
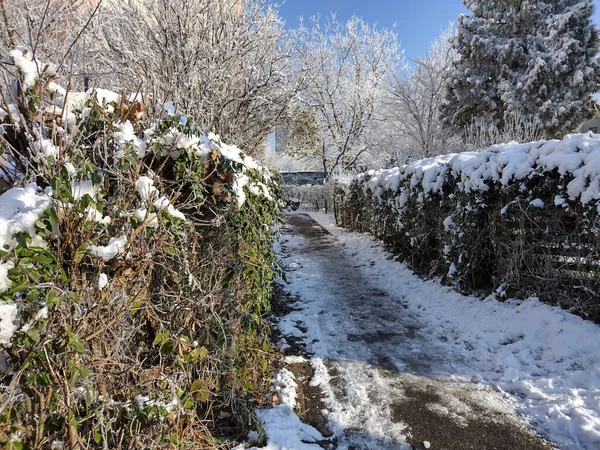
xmin=581 ymin=116 xmax=600 ymax=133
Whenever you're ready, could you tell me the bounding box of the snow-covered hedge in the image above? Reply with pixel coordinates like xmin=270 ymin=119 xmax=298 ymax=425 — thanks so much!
xmin=0 ymin=49 xmax=283 ymax=447
xmin=336 ymin=134 xmax=600 ymax=321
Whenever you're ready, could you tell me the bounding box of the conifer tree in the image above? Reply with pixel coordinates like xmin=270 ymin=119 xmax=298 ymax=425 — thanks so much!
xmin=441 ymin=0 xmax=600 ymax=137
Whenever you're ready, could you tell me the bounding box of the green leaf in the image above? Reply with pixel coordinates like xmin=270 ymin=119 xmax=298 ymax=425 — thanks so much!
xmin=24 ymin=268 xmax=41 ymax=283
xmin=15 ymin=233 xmax=28 ymax=249
xmin=163 ymin=246 xmax=177 ymax=256
xmin=93 ymin=429 xmax=103 ymax=445
xmin=26 ymin=289 xmax=41 ymax=301
xmin=198 ymin=346 xmax=208 ymax=358
xmin=7 ymin=268 xmax=21 ymax=278
xmin=69 ymin=370 xmax=80 ymax=389
xmin=7 ymin=282 xmax=29 ymax=295
xmin=160 ymin=340 xmax=174 ymax=355
xmin=71 ymin=339 xmax=85 ymax=354
xmin=153 ymin=331 xmax=170 ymax=346
xmin=67 ymin=331 xmax=86 ymax=354
xmin=32 ymin=254 xmax=54 ymax=266
xmin=26 ymin=328 xmax=40 ymax=343
xmin=190 ymin=379 xmax=203 ymax=393
xmin=190 ymin=380 xmax=210 ymax=402
xmin=74 ymin=245 xmax=87 ymax=264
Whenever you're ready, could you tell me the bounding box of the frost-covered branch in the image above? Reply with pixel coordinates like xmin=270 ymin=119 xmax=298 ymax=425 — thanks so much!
xmin=389 ymin=24 xmax=457 ymax=158
xmin=291 ymin=15 xmax=402 ymax=178
xmin=96 ymin=0 xmax=300 ymax=155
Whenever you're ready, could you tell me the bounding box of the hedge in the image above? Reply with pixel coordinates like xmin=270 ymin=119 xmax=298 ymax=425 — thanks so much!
xmin=0 ymin=49 xmax=283 ymax=448
xmin=335 ymin=134 xmax=600 ymax=323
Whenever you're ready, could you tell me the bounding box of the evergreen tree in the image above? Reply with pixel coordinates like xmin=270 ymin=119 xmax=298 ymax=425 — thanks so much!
xmin=441 ymin=0 xmax=600 ymax=138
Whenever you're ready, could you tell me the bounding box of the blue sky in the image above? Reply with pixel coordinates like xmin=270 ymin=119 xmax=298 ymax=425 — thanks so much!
xmin=278 ymin=0 xmax=600 ymax=61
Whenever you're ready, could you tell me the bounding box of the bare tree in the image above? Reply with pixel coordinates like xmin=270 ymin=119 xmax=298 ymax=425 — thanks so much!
xmin=97 ymin=0 xmax=299 ymax=154
xmin=389 ymin=24 xmax=458 ymax=158
xmin=292 ymin=15 xmax=402 ymax=179
xmin=462 ymin=109 xmax=544 ymax=151
xmin=0 ymin=0 xmax=101 ymax=87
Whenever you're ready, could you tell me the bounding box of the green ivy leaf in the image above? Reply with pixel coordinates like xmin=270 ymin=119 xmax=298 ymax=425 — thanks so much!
xmin=67 ymin=330 xmax=86 ymax=354
xmin=160 ymin=340 xmax=174 ymax=355
xmin=32 ymin=254 xmax=54 ymax=266
xmin=26 ymin=328 xmax=40 ymax=343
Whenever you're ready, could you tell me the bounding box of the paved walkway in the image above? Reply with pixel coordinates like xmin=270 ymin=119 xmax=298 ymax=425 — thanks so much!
xmin=274 ymin=213 xmax=555 ymax=450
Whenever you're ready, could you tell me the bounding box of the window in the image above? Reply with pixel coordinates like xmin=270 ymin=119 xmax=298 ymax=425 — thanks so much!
xmin=589 ymin=127 xmax=598 ymax=133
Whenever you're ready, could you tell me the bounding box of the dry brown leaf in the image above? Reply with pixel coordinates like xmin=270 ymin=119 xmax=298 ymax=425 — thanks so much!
xmin=212 ymin=180 xmax=227 ymax=196
xmin=211 ymin=148 xmax=221 ymax=162
xmin=127 ymin=102 xmax=145 ymax=122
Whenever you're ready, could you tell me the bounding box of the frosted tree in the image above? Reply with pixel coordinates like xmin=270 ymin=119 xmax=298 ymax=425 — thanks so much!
xmin=282 ymin=102 xmax=321 ymax=155
xmin=390 ymin=25 xmax=458 ymax=158
xmin=441 ymin=0 xmax=600 ymax=138
xmin=0 ymin=0 xmax=100 ymax=87
xmin=292 ymin=15 xmax=402 ymax=178
xmin=97 ymin=0 xmax=299 ymax=154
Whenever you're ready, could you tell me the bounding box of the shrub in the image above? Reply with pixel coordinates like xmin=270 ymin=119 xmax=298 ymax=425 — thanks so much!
xmin=0 ymin=49 xmax=283 ymax=449
xmin=336 ymin=135 xmax=600 ymax=322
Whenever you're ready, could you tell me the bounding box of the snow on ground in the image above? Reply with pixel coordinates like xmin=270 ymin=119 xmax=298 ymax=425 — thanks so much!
xmin=239 ymin=368 xmax=324 ymax=450
xmin=304 ymin=210 xmax=600 ymax=449
xmin=274 ymin=213 xmax=545 ymax=449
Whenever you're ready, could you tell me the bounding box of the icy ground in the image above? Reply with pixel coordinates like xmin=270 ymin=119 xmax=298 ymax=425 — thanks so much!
xmin=250 ymin=211 xmax=600 ymax=450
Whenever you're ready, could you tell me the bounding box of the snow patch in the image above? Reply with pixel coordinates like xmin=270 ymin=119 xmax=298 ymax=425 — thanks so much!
xmin=88 ymin=236 xmax=127 ymax=261
xmin=0 ymin=184 xmax=53 ymax=251
xmin=0 ymin=303 xmax=18 ymax=345
xmin=0 ymin=261 xmax=14 ymax=293
xmin=244 ymin=368 xmax=324 ymax=449
xmin=98 ymin=273 xmax=108 ymax=290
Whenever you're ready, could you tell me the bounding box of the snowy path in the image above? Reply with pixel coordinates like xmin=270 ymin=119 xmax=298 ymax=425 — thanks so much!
xmin=270 ymin=212 xmax=600 ymax=450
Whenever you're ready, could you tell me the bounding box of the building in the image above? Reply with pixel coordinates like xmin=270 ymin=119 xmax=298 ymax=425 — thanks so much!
xmin=580 ymin=117 xmax=600 ymax=134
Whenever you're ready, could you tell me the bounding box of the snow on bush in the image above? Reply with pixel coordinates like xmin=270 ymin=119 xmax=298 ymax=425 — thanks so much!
xmin=0 ymin=184 xmax=53 ymax=250
xmin=441 ymin=0 xmax=600 ymax=137
xmin=0 ymin=48 xmax=283 ymax=447
xmin=337 ymin=134 xmax=600 ymax=321
xmin=359 ymin=134 xmax=600 ymax=204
